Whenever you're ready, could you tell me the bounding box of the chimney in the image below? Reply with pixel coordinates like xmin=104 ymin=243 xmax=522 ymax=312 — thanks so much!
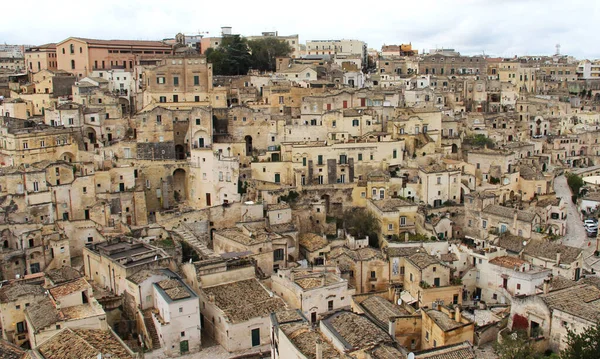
xmin=388 ymin=318 xmax=397 ymax=336
xmin=543 ymin=278 xmax=550 ymax=294
xmin=454 ymin=307 xmax=461 ymax=322
xmin=316 ymin=339 xmax=323 ymax=359
xmin=556 ymin=252 xmax=561 ymax=265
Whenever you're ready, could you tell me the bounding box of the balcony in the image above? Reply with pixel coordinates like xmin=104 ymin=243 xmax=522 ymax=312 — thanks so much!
xmin=192 ymin=144 xmax=212 ymax=150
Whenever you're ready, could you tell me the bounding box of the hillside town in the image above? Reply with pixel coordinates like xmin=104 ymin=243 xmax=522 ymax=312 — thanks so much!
xmin=0 ymin=27 xmax=600 ymax=359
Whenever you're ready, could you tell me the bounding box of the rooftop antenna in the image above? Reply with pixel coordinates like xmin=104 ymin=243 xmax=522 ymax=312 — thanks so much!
xmin=555 ymin=44 xmax=561 ymax=56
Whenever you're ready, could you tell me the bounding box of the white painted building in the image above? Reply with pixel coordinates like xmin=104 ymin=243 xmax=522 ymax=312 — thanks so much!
xmin=152 ymin=275 xmax=201 ymax=357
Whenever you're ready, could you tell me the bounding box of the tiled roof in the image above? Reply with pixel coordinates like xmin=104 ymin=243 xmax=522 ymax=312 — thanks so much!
xmin=407 ymin=252 xmax=443 ymax=270
xmin=523 ymin=239 xmax=582 ymax=263
xmin=541 ymin=284 xmax=600 ymax=321
xmin=488 ymin=256 xmax=527 ymax=269
xmin=203 ymin=279 xmax=286 ymax=323
xmin=49 ymin=278 xmax=90 ymax=299
xmin=45 ymin=267 xmax=82 ymax=285
xmin=286 ymin=326 xmax=341 ymax=359
xmin=495 ymin=234 xmax=527 ymax=253
xmin=127 ymin=268 xmax=166 ymax=284
xmin=156 ymin=279 xmax=192 ymax=301
xmin=25 ymin=297 xmax=62 ymax=331
xmin=69 ymin=37 xmax=171 ymax=48
xmin=215 ymin=227 xmax=270 ymax=246
xmin=294 ymin=273 xmax=340 ymax=290
xmin=274 ymin=309 xmax=304 ymax=324
xmin=299 ymin=233 xmax=329 ymax=252
xmin=267 ymin=202 xmax=290 ymax=211
xmin=549 ymin=276 xmax=577 ymax=291
xmin=482 ymin=204 xmax=537 ymax=222
xmin=369 ymin=344 xmax=405 ymax=359
xmin=37 ymin=328 xmax=134 ymax=359
xmin=425 ymin=309 xmax=466 ymax=332
xmin=329 ymin=246 xmax=384 ymax=262
xmin=323 ymin=311 xmax=391 ymax=351
xmin=414 ymin=341 xmax=475 ymax=359
xmin=0 ymin=339 xmax=26 ymax=359
xmin=0 ymin=282 xmax=45 ymax=303
xmin=361 ymin=296 xmax=410 ymax=325
xmin=579 ymin=276 xmax=600 ymax=290
xmin=370 ymin=198 xmax=416 ymax=212
xmin=385 ymin=246 xmax=420 ymax=258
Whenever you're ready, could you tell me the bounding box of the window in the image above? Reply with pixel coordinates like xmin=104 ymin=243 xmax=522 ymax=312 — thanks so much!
xmin=437 ymin=177 xmax=441 ymax=184
xmin=157 ymin=76 xmax=165 ymax=84
xmin=388 ymin=224 xmax=393 ymax=231
xmin=410 ymin=273 xmax=413 ymax=282
xmin=69 ymin=44 xmax=74 ymax=54
xmin=156 ymin=115 xmax=162 ymax=124
xmin=393 ymin=149 xmax=397 ymax=159
xmin=33 ymin=181 xmax=39 ymax=192
xmin=352 ymin=119 xmax=359 ymax=127
xmin=40 ymin=140 xmax=45 ymax=148
xmin=159 ymin=96 xmax=166 ymax=103
xmin=379 ymin=189 xmax=384 ymax=199
xmin=196 ymin=118 xmax=200 ymax=125
xmin=23 ymin=141 xmax=28 ymax=149
xmin=173 ymin=76 xmax=179 ymax=86
xmin=218 ymin=172 xmax=223 ymax=181
xmin=482 ymin=220 xmax=487 ymax=229
xmin=180 ymin=331 xmax=185 ymax=337
xmin=400 ymin=216 xmax=406 ymax=226
xmin=194 ymin=75 xmax=199 ymax=85
xmin=425 ymin=331 xmax=430 ymax=341
xmin=179 ymin=307 xmax=183 ymax=313
xmin=328 ymin=300 xmax=334 ymax=311
xmin=317 ymin=155 xmax=323 ymax=165
xmin=517 ymin=283 xmax=521 ymax=290
xmin=71 ymin=60 xmax=75 ymax=69
xmin=274 ymin=249 xmax=284 ymax=261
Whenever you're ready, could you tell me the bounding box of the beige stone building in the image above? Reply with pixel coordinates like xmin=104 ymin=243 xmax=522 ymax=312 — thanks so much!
xmin=271 ymin=267 xmax=354 ymax=323
xmin=199 ymin=275 xmax=286 ymax=353
xmin=0 ymin=282 xmax=46 ymax=346
xmin=421 ymin=305 xmax=474 ymax=350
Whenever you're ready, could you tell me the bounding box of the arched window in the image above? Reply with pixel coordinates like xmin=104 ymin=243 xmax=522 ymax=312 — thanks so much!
xmin=379 ymin=189 xmax=385 ymax=199
xmin=372 ymin=188 xmax=377 ymax=198
xmin=69 ymin=44 xmax=74 ymax=54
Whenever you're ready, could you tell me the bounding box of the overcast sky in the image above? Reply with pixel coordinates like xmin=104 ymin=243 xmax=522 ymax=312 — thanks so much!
xmin=2 ymin=0 xmax=598 ymax=59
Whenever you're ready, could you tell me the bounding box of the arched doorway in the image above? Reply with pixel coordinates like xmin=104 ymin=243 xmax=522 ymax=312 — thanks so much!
xmin=451 ymin=144 xmax=458 ymax=154
xmin=245 ymin=136 xmax=253 ymax=156
xmin=175 ymin=145 xmax=185 ymax=160
xmin=173 ymin=169 xmax=187 ymax=202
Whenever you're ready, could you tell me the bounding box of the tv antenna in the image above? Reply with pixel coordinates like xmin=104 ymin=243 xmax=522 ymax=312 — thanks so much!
xmin=555 ymin=44 xmax=561 ymax=56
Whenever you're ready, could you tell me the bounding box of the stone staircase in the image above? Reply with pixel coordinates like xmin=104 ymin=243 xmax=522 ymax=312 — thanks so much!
xmin=143 ymin=309 xmax=161 ymax=350
xmin=172 ymin=225 xmax=220 ymax=260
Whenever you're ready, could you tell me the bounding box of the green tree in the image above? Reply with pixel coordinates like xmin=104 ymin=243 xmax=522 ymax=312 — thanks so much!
xmin=206 ymin=35 xmax=251 ymax=76
xmin=561 ymin=321 xmax=600 ymax=359
xmin=247 ymin=38 xmax=292 ymax=72
xmin=342 ymin=208 xmax=381 ymax=247
xmin=494 ymin=330 xmax=537 ymax=359
xmin=566 ymin=173 xmax=584 ymax=199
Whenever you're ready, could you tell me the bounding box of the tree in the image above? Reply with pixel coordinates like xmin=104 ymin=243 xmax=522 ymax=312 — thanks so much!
xmin=247 ymin=38 xmax=292 ymax=72
xmin=561 ymin=321 xmax=600 ymax=359
xmin=566 ymin=173 xmax=584 ymax=199
xmin=342 ymin=208 xmax=381 ymax=247
xmin=494 ymin=330 xmax=537 ymax=359
xmin=206 ymin=35 xmax=252 ymax=76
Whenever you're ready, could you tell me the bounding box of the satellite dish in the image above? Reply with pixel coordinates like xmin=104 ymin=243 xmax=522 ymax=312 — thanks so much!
xmin=408 ymin=353 xmax=415 ymax=359
xmin=397 ymin=298 xmax=402 ymax=305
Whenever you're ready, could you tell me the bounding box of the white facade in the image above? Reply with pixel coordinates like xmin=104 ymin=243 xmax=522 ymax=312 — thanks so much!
xmin=91 ymin=69 xmax=136 ymax=95
xmin=153 ymin=279 xmax=201 ymax=357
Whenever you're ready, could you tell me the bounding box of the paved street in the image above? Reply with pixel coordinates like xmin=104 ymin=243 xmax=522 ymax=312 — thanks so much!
xmin=553 ymin=175 xmax=600 ymax=271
